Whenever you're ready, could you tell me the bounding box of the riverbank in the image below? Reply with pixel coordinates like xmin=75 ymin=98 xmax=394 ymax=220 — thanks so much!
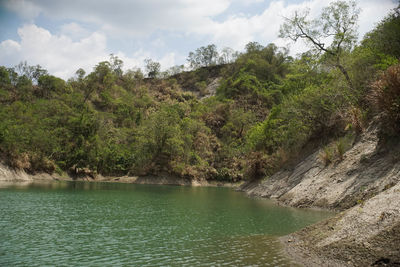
xmin=0 ymin=162 xmax=240 ymax=188
xmin=280 ymin=181 xmax=400 ymax=266
xmin=241 ymin=120 xmax=400 ymax=212
xmin=241 ymin=119 xmax=400 ymax=266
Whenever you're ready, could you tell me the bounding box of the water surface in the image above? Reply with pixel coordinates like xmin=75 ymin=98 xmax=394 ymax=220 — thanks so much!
xmin=0 ymin=181 xmax=333 ymax=266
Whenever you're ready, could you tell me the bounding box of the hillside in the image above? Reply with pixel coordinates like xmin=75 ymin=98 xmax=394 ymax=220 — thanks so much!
xmin=0 ymin=3 xmax=399 ymax=184
xmin=0 ymin=1 xmax=400 ymax=265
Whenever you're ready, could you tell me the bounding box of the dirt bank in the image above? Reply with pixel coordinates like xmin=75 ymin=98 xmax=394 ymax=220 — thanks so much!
xmin=0 ymin=162 xmax=60 ymax=182
xmin=241 ymin=119 xmax=400 ymax=266
xmin=281 ymin=181 xmax=400 ymax=266
xmin=242 ymin=121 xmax=400 ymax=211
xmin=0 ymin=163 xmax=238 ymax=187
xmin=95 ymin=174 xmax=236 ymax=187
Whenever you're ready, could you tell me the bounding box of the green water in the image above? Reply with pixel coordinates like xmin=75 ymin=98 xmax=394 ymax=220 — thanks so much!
xmin=0 ymin=181 xmax=333 ymax=266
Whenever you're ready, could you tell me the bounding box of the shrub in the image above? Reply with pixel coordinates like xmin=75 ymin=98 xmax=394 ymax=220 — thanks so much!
xmin=243 ymin=152 xmax=280 ymax=180
xmin=215 ymin=167 xmax=239 ymax=182
xmin=335 ymin=140 xmax=345 ymax=161
xmin=345 ymin=106 xmax=366 ymax=133
xmin=247 ymin=84 xmax=347 ymax=154
xmin=320 ymin=147 xmax=333 ymax=166
xmin=195 ymin=81 xmax=208 ymax=96
xmin=368 ymin=64 xmax=400 ymax=134
xmin=319 ymin=133 xmax=354 ymax=165
xmin=8 ymin=152 xmax=55 ymax=174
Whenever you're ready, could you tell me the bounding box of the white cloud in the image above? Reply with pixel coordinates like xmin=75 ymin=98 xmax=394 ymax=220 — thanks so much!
xmin=6 ymin=24 xmax=108 ymax=79
xmin=0 ymin=0 xmax=396 ymax=78
xmin=358 ymin=0 xmax=397 ymax=39
xmin=0 ymin=40 xmax=21 ymax=54
xmin=240 ymin=0 xmax=265 ymax=5
xmin=0 ymin=24 xmax=174 ymax=79
xmin=189 ymin=0 xmax=329 ymax=51
xmin=195 ymin=0 xmax=396 ymax=54
xmin=150 ymin=38 xmax=166 ymax=48
xmin=3 ymin=0 xmax=232 ymax=37
xmin=60 ymin=22 xmax=90 ymax=40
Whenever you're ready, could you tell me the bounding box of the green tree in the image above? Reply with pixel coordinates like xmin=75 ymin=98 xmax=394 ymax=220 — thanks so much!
xmin=144 ymin=58 xmax=161 ymax=78
xmin=75 ymin=68 xmax=86 ymax=81
xmin=0 ymin=66 xmax=11 ymax=86
xmin=38 ymin=75 xmax=66 ymax=98
xmin=14 ymin=61 xmax=48 ymax=84
xmin=279 ymin=0 xmax=360 ymax=91
xmin=187 ymin=44 xmax=219 ymax=69
xmin=133 ymin=104 xmax=184 ymax=172
xmin=109 ymin=54 xmax=124 ymax=77
xmin=245 ymin=42 xmax=264 ymax=53
xmin=362 ymin=4 xmax=400 ymax=59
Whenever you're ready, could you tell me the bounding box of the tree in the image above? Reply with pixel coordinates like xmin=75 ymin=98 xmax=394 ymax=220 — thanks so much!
xmin=133 ymin=104 xmax=184 ymax=171
xmin=37 ymin=75 xmax=66 ymax=98
xmin=144 ymin=58 xmax=161 ymax=78
xmin=166 ymin=65 xmax=185 ymax=76
xmin=218 ymin=47 xmax=238 ymax=64
xmin=75 ymin=68 xmax=86 ymax=81
xmin=0 ymin=66 xmax=11 ymax=86
xmin=245 ymin=42 xmax=264 ymax=53
xmin=279 ymin=0 xmax=360 ymax=91
xmin=109 ymin=54 xmax=124 ymax=77
xmin=362 ymin=4 xmax=400 ymax=59
xmin=14 ymin=61 xmax=48 ymax=84
xmin=187 ymin=44 xmax=219 ymax=69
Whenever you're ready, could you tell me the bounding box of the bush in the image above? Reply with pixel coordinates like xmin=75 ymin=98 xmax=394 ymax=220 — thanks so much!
xmin=368 ymin=64 xmax=400 ymax=134
xmin=247 ymin=84 xmax=347 ymax=154
xmin=8 ymin=152 xmax=55 ymax=174
xmin=320 ymin=147 xmax=333 ymax=166
xmin=319 ymin=133 xmax=354 ymax=165
xmin=243 ymin=152 xmax=279 ymax=180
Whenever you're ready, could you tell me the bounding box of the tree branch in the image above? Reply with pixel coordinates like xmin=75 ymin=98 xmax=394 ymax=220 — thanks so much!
xmin=295 ymin=20 xmax=336 ymax=56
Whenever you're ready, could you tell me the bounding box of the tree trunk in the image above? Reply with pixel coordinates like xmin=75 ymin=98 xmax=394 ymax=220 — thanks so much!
xmin=336 ymin=63 xmax=354 ymax=92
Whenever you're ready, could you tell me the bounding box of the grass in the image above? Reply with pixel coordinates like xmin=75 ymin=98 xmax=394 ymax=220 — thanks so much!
xmin=320 ymin=133 xmax=355 ymax=166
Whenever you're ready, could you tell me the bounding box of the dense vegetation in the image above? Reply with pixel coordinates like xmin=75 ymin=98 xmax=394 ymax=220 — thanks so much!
xmin=0 ymin=1 xmax=399 ymax=181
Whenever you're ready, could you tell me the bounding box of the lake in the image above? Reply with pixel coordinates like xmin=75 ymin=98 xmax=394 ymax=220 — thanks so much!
xmin=0 ymin=181 xmax=333 ymax=266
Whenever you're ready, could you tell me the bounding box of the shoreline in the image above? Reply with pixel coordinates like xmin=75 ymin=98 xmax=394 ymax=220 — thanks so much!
xmin=0 ymin=164 xmax=336 ymax=267
xmin=3 ymin=161 xmax=399 ymax=266
xmin=279 ymin=235 xmax=346 ymax=267
xmin=0 ymin=162 xmax=242 ymax=188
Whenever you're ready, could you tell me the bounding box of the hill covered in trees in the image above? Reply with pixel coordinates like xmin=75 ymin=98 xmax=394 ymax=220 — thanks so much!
xmin=0 ymin=1 xmax=399 ymax=183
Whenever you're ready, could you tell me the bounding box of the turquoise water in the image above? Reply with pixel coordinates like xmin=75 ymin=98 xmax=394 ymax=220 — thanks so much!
xmin=0 ymin=181 xmax=332 ymax=266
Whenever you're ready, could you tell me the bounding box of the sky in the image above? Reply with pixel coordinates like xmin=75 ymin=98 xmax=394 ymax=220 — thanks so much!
xmin=0 ymin=0 xmax=397 ymax=79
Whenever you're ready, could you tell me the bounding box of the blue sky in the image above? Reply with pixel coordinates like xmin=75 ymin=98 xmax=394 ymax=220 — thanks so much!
xmin=0 ymin=0 xmax=397 ymax=79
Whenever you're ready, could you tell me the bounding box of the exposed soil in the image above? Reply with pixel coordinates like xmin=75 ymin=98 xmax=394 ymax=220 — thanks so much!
xmin=282 ymin=182 xmax=400 ymax=266
xmin=243 ymin=121 xmax=400 ymax=212
xmin=242 ymin=119 xmax=400 ymax=266
xmin=0 ymin=163 xmax=239 ymax=188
